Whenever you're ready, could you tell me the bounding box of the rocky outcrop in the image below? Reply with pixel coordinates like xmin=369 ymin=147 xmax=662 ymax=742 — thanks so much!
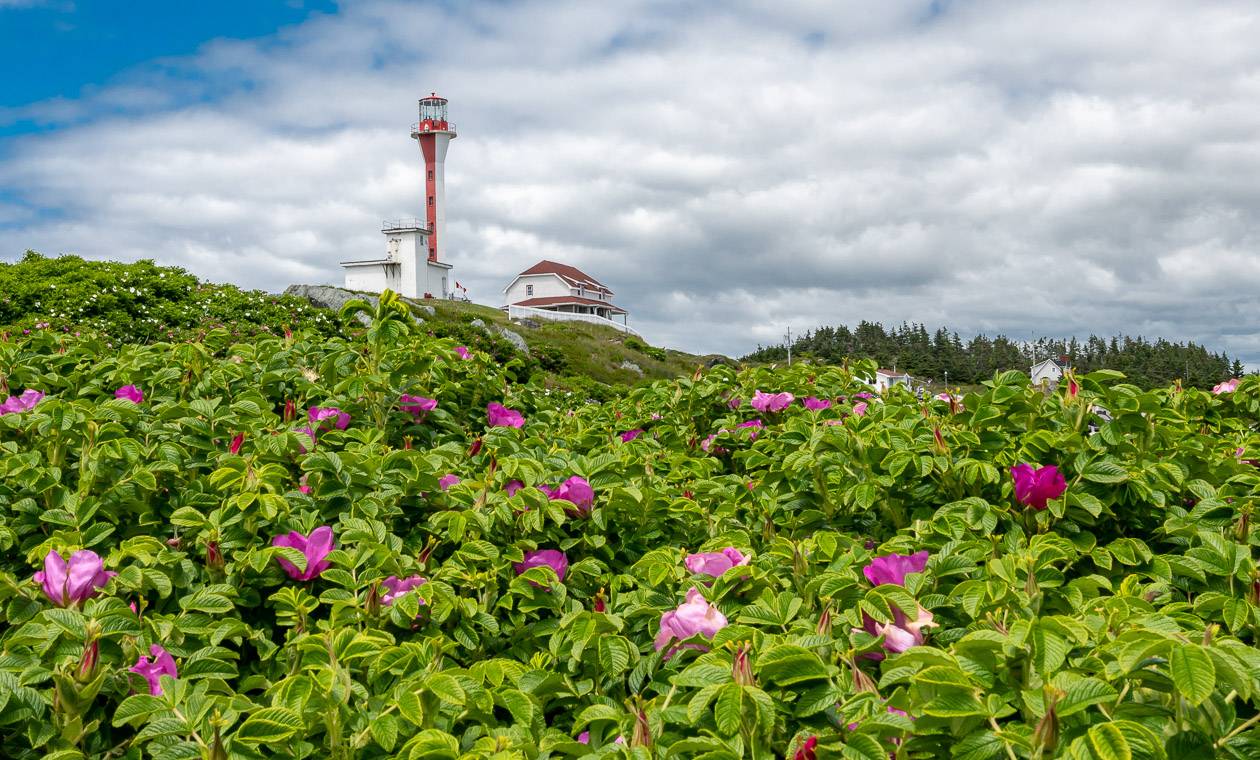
xmin=491 ymin=325 xmax=528 ymax=353
xmin=618 ymin=360 xmax=644 ymax=375
xmin=284 ymin=284 xmax=429 ymax=327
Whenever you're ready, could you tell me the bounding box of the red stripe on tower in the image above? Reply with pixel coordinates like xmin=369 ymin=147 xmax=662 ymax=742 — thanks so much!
xmin=410 ymin=93 xmax=456 ymax=263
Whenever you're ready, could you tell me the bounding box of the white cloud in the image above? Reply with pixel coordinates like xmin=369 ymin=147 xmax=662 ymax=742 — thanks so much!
xmin=3 ymin=0 xmax=1260 ymax=366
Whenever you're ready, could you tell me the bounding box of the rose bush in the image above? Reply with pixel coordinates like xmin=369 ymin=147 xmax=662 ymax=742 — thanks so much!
xmin=0 ymin=296 xmax=1257 ymax=759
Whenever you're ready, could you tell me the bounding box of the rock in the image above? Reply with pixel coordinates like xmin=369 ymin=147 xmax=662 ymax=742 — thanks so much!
xmin=618 ymin=360 xmax=643 ymax=375
xmin=491 ymin=324 xmax=529 ymax=354
xmin=470 ymin=318 xmax=486 ymax=329
xmin=413 ymin=303 xmax=436 ymax=317
xmin=284 ymin=284 xmax=423 ymax=326
xmin=517 ymin=318 xmax=543 ymax=329
xmin=704 ymin=354 xmax=738 ymax=368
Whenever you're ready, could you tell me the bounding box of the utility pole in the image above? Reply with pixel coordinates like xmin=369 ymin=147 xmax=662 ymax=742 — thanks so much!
xmin=785 ymin=327 xmax=792 ymax=367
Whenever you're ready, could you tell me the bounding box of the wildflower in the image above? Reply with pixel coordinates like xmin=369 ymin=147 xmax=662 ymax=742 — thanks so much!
xmin=1213 ymin=378 xmax=1241 ymax=394
xmin=727 ymin=397 xmax=742 ymax=410
xmin=272 ymin=526 xmax=334 ymax=581
xmin=863 ymin=551 xmax=929 ymax=586
xmin=549 ymin=475 xmax=594 ymax=514
xmin=115 ymin=385 xmax=144 ymax=404
xmin=454 ymin=346 xmax=471 ymax=360
xmin=380 ymin=575 xmax=427 ymax=606
xmin=736 ymin=418 xmax=763 ymax=440
xmin=514 ymin=549 xmax=568 ymax=583
xmin=130 ymin=645 xmax=178 ymax=696
xmin=34 ymin=550 xmax=115 ymax=607
xmin=487 ymin=402 xmax=525 ymax=428
xmin=1010 ymin=463 xmax=1067 ymax=510
xmin=803 ymin=396 xmax=832 ymax=411
xmin=655 ymin=588 xmax=728 ymax=654
xmin=750 ymin=390 xmax=794 ymax=413
xmin=853 ymin=402 xmax=869 ymax=417
xmin=308 ymin=406 xmax=350 ymax=431
xmin=438 ymin=474 xmax=461 ymax=491
xmin=400 ymin=394 xmax=437 ymax=421
xmin=0 ymin=389 xmax=44 ymax=415
xmin=620 ymin=429 xmax=644 ymax=442
xmin=684 ymin=548 xmax=749 ymax=579
xmin=793 ymin=736 xmax=818 ymax=760
xmin=504 ymin=480 xmax=525 ymax=497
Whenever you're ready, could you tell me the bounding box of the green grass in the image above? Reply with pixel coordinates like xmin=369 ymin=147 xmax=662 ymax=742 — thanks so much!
xmin=416 ymin=298 xmax=709 ymax=388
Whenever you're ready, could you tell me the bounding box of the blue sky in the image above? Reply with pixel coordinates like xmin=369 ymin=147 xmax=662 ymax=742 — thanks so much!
xmin=0 ymin=0 xmax=336 ymax=133
xmin=2 ymin=1 xmax=1259 ymax=365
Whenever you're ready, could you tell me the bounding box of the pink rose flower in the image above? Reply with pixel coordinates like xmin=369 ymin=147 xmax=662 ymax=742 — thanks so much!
xmin=34 ymin=549 xmax=115 ymax=607
xmin=750 ymin=390 xmax=794 ymax=413
xmin=272 ymin=526 xmax=334 ymax=581
xmin=115 ymin=385 xmax=144 ymax=404
xmin=130 ymin=644 xmax=178 ymax=695
xmin=1010 ymin=463 xmax=1067 ymax=510
xmin=654 ymin=588 xmax=728 ymax=655
xmin=684 ymin=548 xmax=749 ymax=578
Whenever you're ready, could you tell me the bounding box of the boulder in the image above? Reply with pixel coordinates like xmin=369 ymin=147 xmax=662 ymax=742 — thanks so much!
xmin=284 ymin=284 xmax=424 ymax=327
xmin=492 ymin=324 xmax=529 ymax=354
xmin=619 ymin=360 xmax=644 ymax=375
xmin=470 ymin=318 xmax=486 ymax=329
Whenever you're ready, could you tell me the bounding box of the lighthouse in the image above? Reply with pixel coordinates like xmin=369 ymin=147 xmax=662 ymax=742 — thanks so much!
xmin=413 ymin=93 xmax=456 ymax=264
xmin=340 ymin=93 xmax=456 ymax=299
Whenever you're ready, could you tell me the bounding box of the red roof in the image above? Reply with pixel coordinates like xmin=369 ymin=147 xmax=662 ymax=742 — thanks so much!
xmin=512 ymin=295 xmax=626 ymax=314
xmin=517 ymin=260 xmax=612 ymax=293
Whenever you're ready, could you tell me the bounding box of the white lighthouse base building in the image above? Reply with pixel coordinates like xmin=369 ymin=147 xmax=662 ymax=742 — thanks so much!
xmin=340 ymin=219 xmax=451 ymax=299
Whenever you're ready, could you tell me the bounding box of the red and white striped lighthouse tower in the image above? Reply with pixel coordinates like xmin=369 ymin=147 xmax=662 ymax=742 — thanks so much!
xmin=412 ymin=93 xmax=456 ymax=263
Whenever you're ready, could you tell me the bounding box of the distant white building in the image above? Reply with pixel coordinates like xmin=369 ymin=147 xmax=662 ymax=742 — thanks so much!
xmin=341 ymin=220 xmax=452 ymax=299
xmin=502 ymin=260 xmax=636 ymax=334
xmin=1031 ymin=357 xmax=1070 ymax=387
xmin=872 ymin=368 xmax=913 ymax=392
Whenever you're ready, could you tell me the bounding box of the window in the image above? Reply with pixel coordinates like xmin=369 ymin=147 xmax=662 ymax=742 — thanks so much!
xmin=428 ymin=196 xmax=435 ymax=206
xmin=427 ymin=170 xmax=434 ymax=181
xmin=577 ymin=285 xmax=584 ymax=297
xmin=526 ymin=284 xmax=534 ymax=296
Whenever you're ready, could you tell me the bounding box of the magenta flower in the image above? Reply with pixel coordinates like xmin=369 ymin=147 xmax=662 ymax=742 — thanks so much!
xmin=655 ymin=588 xmax=728 ymax=655
xmin=309 ymin=406 xmax=350 ymax=430
xmin=380 ymin=575 xmax=427 ymax=606
xmin=115 ymin=385 xmax=144 ymax=404
xmin=620 ymin=429 xmax=644 ymax=442
xmin=487 ymin=402 xmax=525 ymax=428
xmin=852 ymin=402 xmax=868 ymax=417
xmin=1010 ymin=463 xmax=1067 ymax=510
xmin=272 ymin=526 xmax=334 ymax=581
xmin=684 ymin=548 xmax=749 ymax=578
xmin=802 ymin=396 xmax=831 ymax=411
xmin=295 ymin=426 xmax=317 ymax=453
xmin=727 ymin=397 xmax=742 ymax=410
xmin=549 ymin=475 xmax=594 ymax=514
xmin=454 ymin=346 xmax=471 ymax=360
xmin=863 ymin=551 xmax=929 ymax=587
xmin=1213 ymin=378 xmax=1241 ymax=394
xmin=34 ymin=549 xmax=115 ymax=607
xmin=400 ymin=394 xmax=438 ymax=420
xmin=935 ymin=392 xmax=952 ymax=402
xmin=504 ymin=480 xmax=525 ymax=497
xmin=736 ymin=418 xmax=763 ymax=441
xmin=750 ymin=390 xmax=795 ymax=413
xmin=856 ymin=605 xmax=937 ymax=657
xmin=514 ymin=549 xmax=568 ymax=583
xmin=855 ymin=392 xmax=874 ymax=399
xmin=130 ymin=644 xmax=178 ymax=696
xmin=0 ymin=389 xmax=44 ymax=415
xmin=578 ymin=731 xmax=590 ymax=744
xmin=438 ymin=474 xmax=461 ymax=491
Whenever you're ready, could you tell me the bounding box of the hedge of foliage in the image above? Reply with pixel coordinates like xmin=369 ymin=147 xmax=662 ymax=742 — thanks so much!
xmin=0 ymin=252 xmax=338 ymax=343
xmin=1 ymin=292 xmax=1258 ymax=760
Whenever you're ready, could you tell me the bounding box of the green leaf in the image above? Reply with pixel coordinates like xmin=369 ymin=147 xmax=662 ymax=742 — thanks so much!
xmin=756 ymin=645 xmax=831 ymax=686
xmin=713 ymin=683 xmax=746 ymax=736
xmin=1057 ymin=677 xmax=1119 ymax=717
xmin=1169 ymin=643 xmax=1215 ymax=707
xmin=370 ymin=713 xmax=399 ymax=752
xmin=1087 ymin=723 xmax=1131 ymax=760
xmin=234 ymin=707 xmax=303 ymax=744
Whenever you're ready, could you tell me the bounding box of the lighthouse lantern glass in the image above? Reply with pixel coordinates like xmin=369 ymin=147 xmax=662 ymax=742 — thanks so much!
xmin=419 ymin=98 xmax=448 ymax=124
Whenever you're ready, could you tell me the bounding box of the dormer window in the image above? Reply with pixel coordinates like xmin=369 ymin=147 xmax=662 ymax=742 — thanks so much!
xmin=577 ymin=285 xmax=584 ymax=297
xmin=526 ymin=284 xmax=534 ymax=296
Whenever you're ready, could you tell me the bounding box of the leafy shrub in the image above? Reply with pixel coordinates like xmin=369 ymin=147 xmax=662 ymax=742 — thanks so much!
xmin=0 ymin=252 xmax=338 ymax=344
xmin=0 ymin=307 xmax=1259 ymax=759
xmin=626 ymin=336 xmax=667 ymax=362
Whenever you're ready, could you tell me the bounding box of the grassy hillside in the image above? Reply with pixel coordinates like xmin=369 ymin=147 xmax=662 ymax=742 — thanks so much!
xmin=418 ymin=298 xmax=708 ymax=388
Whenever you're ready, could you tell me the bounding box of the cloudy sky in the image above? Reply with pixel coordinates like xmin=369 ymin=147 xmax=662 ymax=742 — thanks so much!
xmin=2 ymin=1 xmax=1259 ymax=362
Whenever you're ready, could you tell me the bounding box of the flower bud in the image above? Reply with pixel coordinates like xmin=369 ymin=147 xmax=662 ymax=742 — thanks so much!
xmin=206 ymin=540 xmax=224 ymax=571
xmin=631 ymin=704 xmax=652 ymax=748
xmin=816 ymin=604 xmax=832 ymax=636
xmin=851 ymin=659 xmax=878 ymax=694
xmin=732 ymin=643 xmax=754 ymax=686
xmin=467 ymin=438 xmax=483 ymax=457
xmin=1032 ymin=690 xmax=1059 ymax=757
xmin=365 ymin=583 xmax=381 ymax=617
xmin=283 ymin=398 xmax=296 ymax=423
xmin=593 ymin=588 xmax=607 ymax=613
xmin=793 ymin=736 xmax=818 ymax=760
xmin=77 ymin=637 xmax=99 ymax=682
